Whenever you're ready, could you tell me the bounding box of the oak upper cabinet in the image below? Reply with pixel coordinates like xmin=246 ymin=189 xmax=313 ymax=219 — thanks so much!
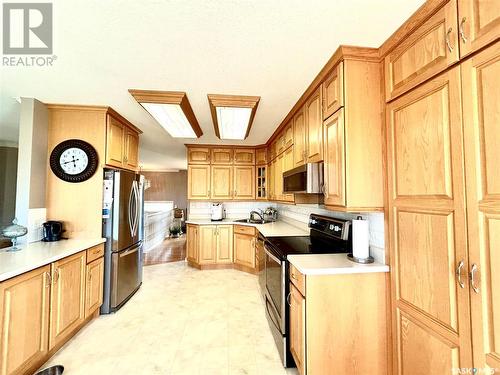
xmin=461 ymin=43 xmax=500 ymax=371
xmin=233 ymin=226 xmax=256 ymax=269
xmin=256 ymin=148 xmax=267 ymax=165
xmin=105 ymin=114 xmax=141 ymax=171
xmin=275 ymin=153 xmax=284 ymax=201
xmin=322 ymin=58 xmax=383 ymax=211
xmin=186 ymin=224 xmax=199 ymax=263
xmin=387 ymin=67 xmax=473 ymax=372
xmin=49 ymin=251 xmax=86 ymax=350
xmin=384 ymin=0 xmax=459 ymax=101
xmin=84 ymin=257 xmax=104 ymax=318
xmin=458 ymin=0 xmax=500 ymax=57
xmin=323 ymin=109 xmax=345 ymax=207
xmin=106 ymin=115 xmax=125 ymax=168
xmin=293 ymin=108 xmax=306 ymax=167
xmin=282 ymin=146 xmax=294 ymax=203
xmin=277 ymin=132 xmax=285 ymax=155
xmin=211 ymin=148 xmax=233 ymax=165
xmin=211 ymin=165 xmax=233 ymax=200
xmin=233 ymin=166 xmax=255 ymax=200
xmin=289 ymin=283 xmax=306 ymax=375
xmin=187 ymin=147 xmax=211 ymax=164
xmin=198 ymin=226 xmax=217 ymax=264
xmin=188 ymin=165 xmax=211 ymax=200
xmin=284 ymin=122 xmax=294 ymax=149
xmin=234 ymin=149 xmax=255 ymax=165
xmin=304 ymin=87 xmax=323 ymax=163
xmin=268 ymin=159 xmax=275 ymax=201
xmin=0 ymin=266 xmax=51 ymax=375
xmin=215 ymin=225 xmax=233 ymax=264
xmin=124 ymin=128 xmax=139 ymax=170
xmin=322 ymin=61 xmax=344 ymax=120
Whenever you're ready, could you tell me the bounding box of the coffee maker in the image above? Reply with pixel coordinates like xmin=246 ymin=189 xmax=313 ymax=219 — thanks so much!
xmin=42 ymin=221 xmax=63 ymax=242
xmin=210 ymin=203 xmax=225 ymax=221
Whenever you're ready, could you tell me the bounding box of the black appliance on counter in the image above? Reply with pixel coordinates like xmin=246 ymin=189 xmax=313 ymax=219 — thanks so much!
xmin=261 ymin=214 xmax=352 ymax=368
xmin=42 ymin=221 xmax=63 ymax=242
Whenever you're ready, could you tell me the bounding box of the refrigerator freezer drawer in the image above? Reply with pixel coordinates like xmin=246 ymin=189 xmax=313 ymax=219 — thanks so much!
xmin=110 ymin=243 xmax=141 ymax=309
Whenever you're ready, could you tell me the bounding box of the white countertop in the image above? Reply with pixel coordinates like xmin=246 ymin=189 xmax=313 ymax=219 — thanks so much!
xmin=185 ymin=218 xmax=309 ymax=237
xmin=0 ymin=238 xmax=106 ymax=282
xmin=288 ymin=253 xmax=389 ymax=276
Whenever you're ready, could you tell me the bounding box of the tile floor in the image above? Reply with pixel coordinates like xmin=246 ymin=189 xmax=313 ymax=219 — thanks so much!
xmin=42 ymin=261 xmax=299 ymax=375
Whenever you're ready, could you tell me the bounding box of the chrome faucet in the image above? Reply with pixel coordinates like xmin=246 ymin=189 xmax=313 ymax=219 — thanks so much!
xmin=250 ymin=209 xmax=264 ymax=222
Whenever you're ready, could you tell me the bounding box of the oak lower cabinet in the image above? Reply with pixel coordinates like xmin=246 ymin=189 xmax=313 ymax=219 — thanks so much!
xmin=85 ymin=257 xmax=104 ymax=319
xmin=186 ymin=224 xmax=199 ymax=263
xmin=0 ymin=246 xmax=104 ymax=375
xmin=197 ymin=225 xmax=233 ymax=265
xmin=0 ymin=266 xmax=51 ymax=375
xmin=289 ymin=266 xmax=388 ymax=375
xmin=233 ymin=225 xmax=256 ymax=271
xmin=49 ymin=251 xmax=87 ymax=350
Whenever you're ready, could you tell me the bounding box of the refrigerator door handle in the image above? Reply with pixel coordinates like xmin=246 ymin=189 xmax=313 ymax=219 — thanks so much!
xmin=128 ymin=183 xmax=134 ymax=237
xmin=132 ymin=181 xmax=139 ymax=237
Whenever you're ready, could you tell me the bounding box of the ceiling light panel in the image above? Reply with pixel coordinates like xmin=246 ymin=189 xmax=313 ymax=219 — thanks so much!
xmin=142 ymin=103 xmax=196 ymax=138
xmin=129 ymin=90 xmax=202 ymax=139
xmin=216 ymin=106 xmax=252 ymax=140
xmin=208 ymin=94 xmax=260 ymax=140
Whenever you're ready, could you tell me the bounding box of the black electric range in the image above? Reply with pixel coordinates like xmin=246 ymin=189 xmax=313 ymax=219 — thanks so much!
xmin=262 ymin=214 xmax=353 ymax=368
xmin=264 ymin=214 xmax=352 ymax=261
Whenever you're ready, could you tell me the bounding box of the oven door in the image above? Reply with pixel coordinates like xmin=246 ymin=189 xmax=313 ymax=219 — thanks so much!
xmin=264 ymin=245 xmax=285 ymax=333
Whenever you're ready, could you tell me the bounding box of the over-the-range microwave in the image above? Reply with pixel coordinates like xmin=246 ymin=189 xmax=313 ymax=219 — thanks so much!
xmin=283 ymin=162 xmax=324 ymax=194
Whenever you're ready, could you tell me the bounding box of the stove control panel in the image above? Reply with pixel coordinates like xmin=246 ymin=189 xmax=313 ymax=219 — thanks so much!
xmin=309 ymin=214 xmax=350 ymax=240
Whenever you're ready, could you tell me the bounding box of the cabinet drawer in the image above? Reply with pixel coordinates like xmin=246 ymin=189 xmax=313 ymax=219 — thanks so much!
xmin=289 ymin=264 xmax=305 ymax=296
xmin=234 ymin=225 xmax=255 ymax=236
xmin=384 ymin=0 xmax=459 ymax=101
xmin=87 ymin=244 xmax=104 ymax=263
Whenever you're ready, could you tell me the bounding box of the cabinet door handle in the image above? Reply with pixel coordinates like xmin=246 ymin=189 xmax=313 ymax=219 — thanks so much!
xmin=456 ymin=260 xmax=465 ymax=289
xmin=470 ymin=264 xmax=480 ymax=294
xmin=445 ymin=27 xmax=454 ymax=52
xmin=53 ymin=269 xmax=59 ymax=284
xmin=45 ymin=271 xmax=52 ymax=288
xmin=287 ymin=292 xmax=292 ymax=307
xmin=459 ymin=17 xmax=468 ymax=43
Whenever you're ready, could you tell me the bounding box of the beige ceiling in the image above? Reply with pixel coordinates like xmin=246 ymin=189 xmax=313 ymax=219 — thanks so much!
xmin=0 ymin=0 xmax=424 ymax=170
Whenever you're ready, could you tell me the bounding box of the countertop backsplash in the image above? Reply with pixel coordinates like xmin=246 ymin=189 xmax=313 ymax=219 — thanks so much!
xmin=276 ymin=203 xmax=386 ymax=263
xmin=188 ymin=201 xmax=277 ymax=220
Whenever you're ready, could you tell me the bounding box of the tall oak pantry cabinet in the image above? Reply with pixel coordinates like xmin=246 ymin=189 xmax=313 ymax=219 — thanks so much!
xmin=383 ymin=0 xmax=500 ymax=373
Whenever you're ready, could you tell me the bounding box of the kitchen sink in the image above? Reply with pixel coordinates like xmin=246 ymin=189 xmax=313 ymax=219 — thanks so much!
xmin=234 ymin=218 xmax=274 ymax=224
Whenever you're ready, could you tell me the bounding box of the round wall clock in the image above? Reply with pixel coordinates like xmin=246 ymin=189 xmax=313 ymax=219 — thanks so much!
xmin=49 ymin=139 xmax=99 ymax=183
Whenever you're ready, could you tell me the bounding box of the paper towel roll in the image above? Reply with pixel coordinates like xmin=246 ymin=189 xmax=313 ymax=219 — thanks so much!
xmin=352 ymin=216 xmax=369 ymax=259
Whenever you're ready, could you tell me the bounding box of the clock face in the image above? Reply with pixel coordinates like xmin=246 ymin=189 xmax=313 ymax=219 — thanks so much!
xmin=59 ymin=147 xmax=89 ymax=175
xmin=50 ymin=139 xmax=98 ymax=183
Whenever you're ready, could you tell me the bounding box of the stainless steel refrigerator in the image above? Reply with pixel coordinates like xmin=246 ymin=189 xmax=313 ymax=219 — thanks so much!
xmin=101 ymin=169 xmax=144 ymax=314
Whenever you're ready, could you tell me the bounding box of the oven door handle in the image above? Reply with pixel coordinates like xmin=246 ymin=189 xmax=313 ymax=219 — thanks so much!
xmin=265 ymin=247 xmax=282 ymax=264
xmin=266 ymin=297 xmax=282 ymax=333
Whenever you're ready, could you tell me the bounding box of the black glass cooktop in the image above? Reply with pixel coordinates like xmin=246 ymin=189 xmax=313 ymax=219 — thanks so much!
xmin=265 ymin=232 xmax=350 ymax=260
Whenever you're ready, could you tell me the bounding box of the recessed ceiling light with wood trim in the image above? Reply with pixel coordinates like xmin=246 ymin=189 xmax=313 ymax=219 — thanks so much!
xmin=129 ymin=89 xmax=202 ymax=139
xmin=207 ymin=94 xmax=260 ymax=140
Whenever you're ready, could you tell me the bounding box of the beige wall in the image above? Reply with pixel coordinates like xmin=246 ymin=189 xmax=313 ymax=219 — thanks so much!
xmin=143 ymin=171 xmax=187 ymax=209
xmin=15 ymin=98 xmax=48 ymax=229
xmin=0 ymin=146 xmax=18 ymax=227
